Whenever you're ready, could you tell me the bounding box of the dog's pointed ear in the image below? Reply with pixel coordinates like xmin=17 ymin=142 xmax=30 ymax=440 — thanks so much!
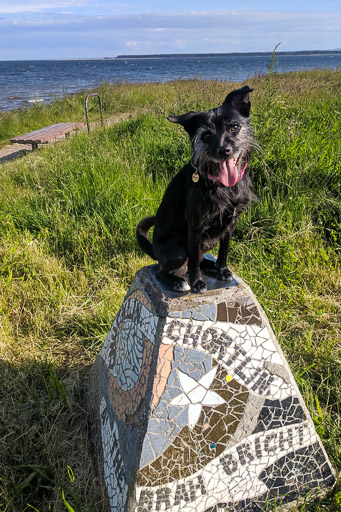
xmin=223 ymin=86 xmax=253 ymax=117
xmin=167 ymin=111 xmax=201 ymax=137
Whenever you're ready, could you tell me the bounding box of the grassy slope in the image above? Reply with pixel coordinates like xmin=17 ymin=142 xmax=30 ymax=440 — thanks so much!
xmin=0 ymin=70 xmax=340 ymax=511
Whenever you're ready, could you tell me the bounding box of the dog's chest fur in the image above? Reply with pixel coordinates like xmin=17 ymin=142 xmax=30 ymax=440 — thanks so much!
xmin=154 ymin=163 xmax=252 ymax=251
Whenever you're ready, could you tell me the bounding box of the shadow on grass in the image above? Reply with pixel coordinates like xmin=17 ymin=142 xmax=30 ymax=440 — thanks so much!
xmin=0 ymin=359 xmax=104 ymax=512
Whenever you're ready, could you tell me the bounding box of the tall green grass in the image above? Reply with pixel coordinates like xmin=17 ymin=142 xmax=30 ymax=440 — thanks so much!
xmin=0 ymin=70 xmax=340 ymax=511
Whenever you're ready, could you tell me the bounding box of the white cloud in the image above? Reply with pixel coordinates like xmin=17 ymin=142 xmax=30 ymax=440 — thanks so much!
xmin=125 ymin=40 xmax=137 ymax=48
xmin=1 ymin=10 xmax=340 ymax=32
xmin=0 ymin=1 xmax=89 ymax=14
xmin=0 ymin=9 xmax=340 ymax=58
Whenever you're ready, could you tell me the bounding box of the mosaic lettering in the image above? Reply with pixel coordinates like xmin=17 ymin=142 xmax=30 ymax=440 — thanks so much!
xmin=94 ymin=265 xmax=335 ymax=512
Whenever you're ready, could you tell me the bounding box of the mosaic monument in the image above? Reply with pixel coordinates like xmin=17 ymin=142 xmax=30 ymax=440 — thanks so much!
xmin=90 ymin=261 xmax=335 ymax=511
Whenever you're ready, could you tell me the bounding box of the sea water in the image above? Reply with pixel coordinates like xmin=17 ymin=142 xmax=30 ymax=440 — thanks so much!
xmin=0 ymin=53 xmax=340 ymax=112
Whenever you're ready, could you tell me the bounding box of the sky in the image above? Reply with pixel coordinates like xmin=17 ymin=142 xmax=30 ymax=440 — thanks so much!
xmin=0 ymin=0 xmax=340 ymax=60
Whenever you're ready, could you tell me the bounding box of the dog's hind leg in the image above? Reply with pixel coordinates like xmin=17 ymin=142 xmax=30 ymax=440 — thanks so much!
xmin=157 ymin=269 xmax=190 ymax=292
xmin=157 ymin=258 xmax=190 ymax=292
xmin=154 ymin=238 xmax=190 ymax=292
xmin=187 ymin=230 xmax=207 ymax=293
xmin=200 ymin=255 xmax=217 ymax=275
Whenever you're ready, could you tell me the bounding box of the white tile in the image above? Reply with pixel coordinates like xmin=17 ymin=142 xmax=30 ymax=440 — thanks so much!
xmin=178 ymin=370 xmax=198 ymax=393
xmin=203 ymin=390 xmax=226 ymax=406
xmin=170 ymin=393 xmax=190 ymax=406
xmin=188 ymin=403 xmax=202 ymax=429
xmin=198 ymin=366 xmax=218 ymax=388
xmin=187 ymin=386 xmax=207 ymax=403
xmin=257 ymin=327 xmax=270 ymax=338
xmin=262 ymin=338 xmax=276 ymax=351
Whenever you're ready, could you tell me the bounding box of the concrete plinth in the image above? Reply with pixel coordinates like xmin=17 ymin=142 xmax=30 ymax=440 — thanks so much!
xmin=90 ymin=263 xmax=335 ymax=511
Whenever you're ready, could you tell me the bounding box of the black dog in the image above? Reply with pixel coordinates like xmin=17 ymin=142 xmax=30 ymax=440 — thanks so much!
xmin=137 ymin=86 xmax=257 ymax=293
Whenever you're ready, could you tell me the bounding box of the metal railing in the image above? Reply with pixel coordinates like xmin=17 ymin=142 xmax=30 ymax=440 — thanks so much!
xmin=85 ymin=93 xmax=103 ymax=133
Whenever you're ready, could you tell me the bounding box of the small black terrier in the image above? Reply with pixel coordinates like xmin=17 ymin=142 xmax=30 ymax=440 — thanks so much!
xmin=137 ymin=86 xmax=257 ymax=293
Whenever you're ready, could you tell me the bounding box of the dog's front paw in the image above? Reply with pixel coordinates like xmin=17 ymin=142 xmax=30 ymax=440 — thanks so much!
xmin=191 ymin=278 xmax=207 ymax=294
xmin=174 ymin=279 xmax=191 ymax=292
xmin=217 ymin=266 xmax=233 ymax=282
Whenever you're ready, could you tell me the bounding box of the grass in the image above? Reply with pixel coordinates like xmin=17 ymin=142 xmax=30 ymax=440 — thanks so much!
xmin=0 ymin=69 xmax=340 ymax=511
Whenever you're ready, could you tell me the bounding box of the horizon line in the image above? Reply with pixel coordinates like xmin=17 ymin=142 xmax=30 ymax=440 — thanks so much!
xmin=1 ymin=49 xmax=341 ymax=62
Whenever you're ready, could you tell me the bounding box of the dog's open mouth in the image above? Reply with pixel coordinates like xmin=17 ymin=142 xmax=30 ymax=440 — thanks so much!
xmin=208 ymin=155 xmax=247 ymax=187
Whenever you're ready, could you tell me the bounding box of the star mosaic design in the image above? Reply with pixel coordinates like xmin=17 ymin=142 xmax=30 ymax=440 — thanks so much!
xmin=170 ymin=366 xmax=226 ymax=429
xmin=98 ymin=271 xmax=336 ymax=512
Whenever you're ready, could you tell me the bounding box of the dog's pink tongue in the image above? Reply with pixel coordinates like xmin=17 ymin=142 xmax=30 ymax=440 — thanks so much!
xmin=219 ymin=158 xmax=238 ymax=187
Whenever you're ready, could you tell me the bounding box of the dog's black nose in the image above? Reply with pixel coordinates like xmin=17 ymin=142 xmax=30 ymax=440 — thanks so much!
xmin=217 ymin=146 xmax=232 ymax=158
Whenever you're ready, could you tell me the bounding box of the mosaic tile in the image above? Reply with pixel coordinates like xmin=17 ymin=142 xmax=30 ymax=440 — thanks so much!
xmin=162 ymin=318 xmax=294 ymax=401
xmin=100 ymin=398 xmax=128 ymax=511
xmin=252 ymin=396 xmax=306 ymax=434
xmin=92 ymin=265 xmax=335 ymax=511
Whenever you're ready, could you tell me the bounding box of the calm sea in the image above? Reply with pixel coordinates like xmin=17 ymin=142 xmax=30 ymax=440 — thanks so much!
xmin=0 ymin=54 xmax=340 ymax=112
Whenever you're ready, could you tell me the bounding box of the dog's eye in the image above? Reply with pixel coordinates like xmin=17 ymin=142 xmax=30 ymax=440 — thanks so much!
xmin=201 ymin=131 xmax=213 ymax=142
xmin=230 ymin=125 xmax=239 ymax=132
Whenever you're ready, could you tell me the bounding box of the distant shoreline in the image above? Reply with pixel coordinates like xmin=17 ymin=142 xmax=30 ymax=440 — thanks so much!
xmin=51 ymin=50 xmax=341 ymax=62
xmin=113 ymin=50 xmax=341 ymax=60
xmin=2 ymin=50 xmax=341 ymax=63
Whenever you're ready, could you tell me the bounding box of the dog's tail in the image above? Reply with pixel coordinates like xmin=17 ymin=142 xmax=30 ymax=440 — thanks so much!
xmin=136 ymin=216 xmax=156 ymax=260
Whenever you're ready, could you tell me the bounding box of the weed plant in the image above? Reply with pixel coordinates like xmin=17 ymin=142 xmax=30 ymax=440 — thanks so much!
xmin=0 ymin=69 xmax=340 ymax=511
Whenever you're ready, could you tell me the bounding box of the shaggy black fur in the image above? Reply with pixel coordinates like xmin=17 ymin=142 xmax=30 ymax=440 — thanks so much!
xmin=136 ymin=86 xmax=258 ymax=293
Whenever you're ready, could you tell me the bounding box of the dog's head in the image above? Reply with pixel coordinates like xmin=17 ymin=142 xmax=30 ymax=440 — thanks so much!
xmin=168 ymin=86 xmax=256 ymax=187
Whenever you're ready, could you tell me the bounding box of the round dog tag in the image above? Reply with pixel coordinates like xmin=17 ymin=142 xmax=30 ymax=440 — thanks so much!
xmin=192 ymin=171 xmax=199 ymax=183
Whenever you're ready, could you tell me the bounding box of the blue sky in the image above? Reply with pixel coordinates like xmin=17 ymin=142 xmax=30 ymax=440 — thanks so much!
xmin=0 ymin=0 xmax=340 ymax=60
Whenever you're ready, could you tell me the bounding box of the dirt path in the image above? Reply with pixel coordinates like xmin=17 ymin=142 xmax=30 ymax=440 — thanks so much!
xmin=0 ymin=112 xmax=132 ymax=165
xmin=0 ymin=143 xmax=31 ymax=163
